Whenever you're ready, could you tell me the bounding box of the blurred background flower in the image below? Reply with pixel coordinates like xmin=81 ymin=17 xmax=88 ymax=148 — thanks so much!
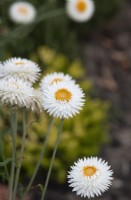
xmin=9 ymin=1 xmax=36 ymax=24
xmin=66 ymin=0 xmax=95 ymax=22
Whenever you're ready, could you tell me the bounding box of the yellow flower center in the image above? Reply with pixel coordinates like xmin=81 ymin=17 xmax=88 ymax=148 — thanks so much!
xmin=15 ymin=61 xmax=24 ymax=66
xmin=51 ymin=78 xmax=63 ymax=84
xmin=83 ymin=166 xmax=97 ymax=177
xmin=76 ymin=0 xmax=87 ymax=12
xmin=18 ymin=7 xmax=28 ymax=14
xmin=55 ymin=88 xmax=72 ymax=102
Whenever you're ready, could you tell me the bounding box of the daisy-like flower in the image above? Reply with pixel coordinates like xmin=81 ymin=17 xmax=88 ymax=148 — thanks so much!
xmin=42 ymin=81 xmax=85 ymax=119
xmin=30 ymin=89 xmax=44 ymax=113
xmin=9 ymin=1 xmax=36 ymax=24
xmin=0 ymin=57 xmax=41 ymax=83
xmin=66 ymin=0 xmax=95 ymax=22
xmin=68 ymin=157 xmax=113 ymax=198
xmin=40 ymin=72 xmax=74 ymax=91
xmin=0 ymin=78 xmax=34 ymax=108
xmin=0 ymin=78 xmax=44 ymax=113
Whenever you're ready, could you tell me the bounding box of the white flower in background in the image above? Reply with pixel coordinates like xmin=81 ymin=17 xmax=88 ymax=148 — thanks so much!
xmin=42 ymin=81 xmax=85 ymax=119
xmin=9 ymin=1 xmax=36 ymax=24
xmin=66 ymin=0 xmax=95 ymax=22
xmin=0 ymin=78 xmax=34 ymax=108
xmin=68 ymin=157 xmax=113 ymax=198
xmin=0 ymin=57 xmax=41 ymax=83
xmin=30 ymin=89 xmax=44 ymax=113
xmin=40 ymin=72 xmax=74 ymax=91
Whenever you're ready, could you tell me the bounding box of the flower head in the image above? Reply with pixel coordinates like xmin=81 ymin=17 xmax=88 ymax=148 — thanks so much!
xmin=0 ymin=78 xmax=44 ymax=112
xmin=9 ymin=1 xmax=36 ymax=24
xmin=42 ymin=81 xmax=85 ymax=119
xmin=68 ymin=157 xmax=113 ymax=198
xmin=40 ymin=72 xmax=74 ymax=91
xmin=30 ymin=89 xmax=44 ymax=113
xmin=0 ymin=57 xmax=41 ymax=83
xmin=0 ymin=78 xmax=33 ymax=108
xmin=66 ymin=0 xmax=95 ymax=22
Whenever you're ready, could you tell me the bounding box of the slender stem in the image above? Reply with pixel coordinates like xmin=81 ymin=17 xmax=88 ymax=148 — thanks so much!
xmin=1 ymin=149 xmax=9 ymax=178
xmin=12 ymin=109 xmax=27 ymax=200
xmin=8 ymin=107 xmax=17 ymax=200
xmin=8 ymin=155 xmax=15 ymax=200
xmin=34 ymin=8 xmax=65 ymax=24
xmin=0 ymin=9 xmax=65 ymax=48
xmin=22 ymin=117 xmax=54 ymax=199
xmin=0 ymin=133 xmax=9 ymax=179
xmin=41 ymin=118 xmax=64 ymax=200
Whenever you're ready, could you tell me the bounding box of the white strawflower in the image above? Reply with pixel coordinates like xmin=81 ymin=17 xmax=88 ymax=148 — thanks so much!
xmin=68 ymin=157 xmax=113 ymax=198
xmin=9 ymin=1 xmax=36 ymax=24
xmin=42 ymin=81 xmax=85 ymax=119
xmin=0 ymin=78 xmax=43 ymax=112
xmin=30 ymin=89 xmax=44 ymax=113
xmin=0 ymin=78 xmax=33 ymax=108
xmin=0 ymin=57 xmax=41 ymax=83
xmin=40 ymin=72 xmax=74 ymax=91
xmin=66 ymin=0 xmax=95 ymax=22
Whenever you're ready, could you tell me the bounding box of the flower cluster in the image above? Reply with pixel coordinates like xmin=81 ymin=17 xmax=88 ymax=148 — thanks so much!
xmin=0 ymin=57 xmax=42 ymax=112
xmin=8 ymin=0 xmax=95 ymax=24
xmin=0 ymin=58 xmax=85 ymax=117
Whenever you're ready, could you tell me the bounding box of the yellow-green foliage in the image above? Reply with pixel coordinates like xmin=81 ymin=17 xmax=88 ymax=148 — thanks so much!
xmin=1 ymin=47 xmax=110 ymax=183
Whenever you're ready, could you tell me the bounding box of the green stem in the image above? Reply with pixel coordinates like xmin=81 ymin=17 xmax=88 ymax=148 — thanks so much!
xmin=12 ymin=109 xmax=27 ymax=200
xmin=41 ymin=118 xmax=64 ymax=200
xmin=1 ymin=149 xmax=9 ymax=179
xmin=0 ymin=9 xmax=65 ymax=48
xmin=0 ymin=133 xmax=9 ymax=179
xmin=34 ymin=8 xmax=65 ymax=24
xmin=22 ymin=117 xmax=54 ymax=199
xmin=8 ymin=107 xmax=17 ymax=200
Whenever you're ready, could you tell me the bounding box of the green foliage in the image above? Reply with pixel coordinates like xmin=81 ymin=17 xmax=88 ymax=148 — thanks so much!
xmin=1 ymin=47 xmax=110 ymax=183
xmin=0 ymin=0 xmax=123 ymax=58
